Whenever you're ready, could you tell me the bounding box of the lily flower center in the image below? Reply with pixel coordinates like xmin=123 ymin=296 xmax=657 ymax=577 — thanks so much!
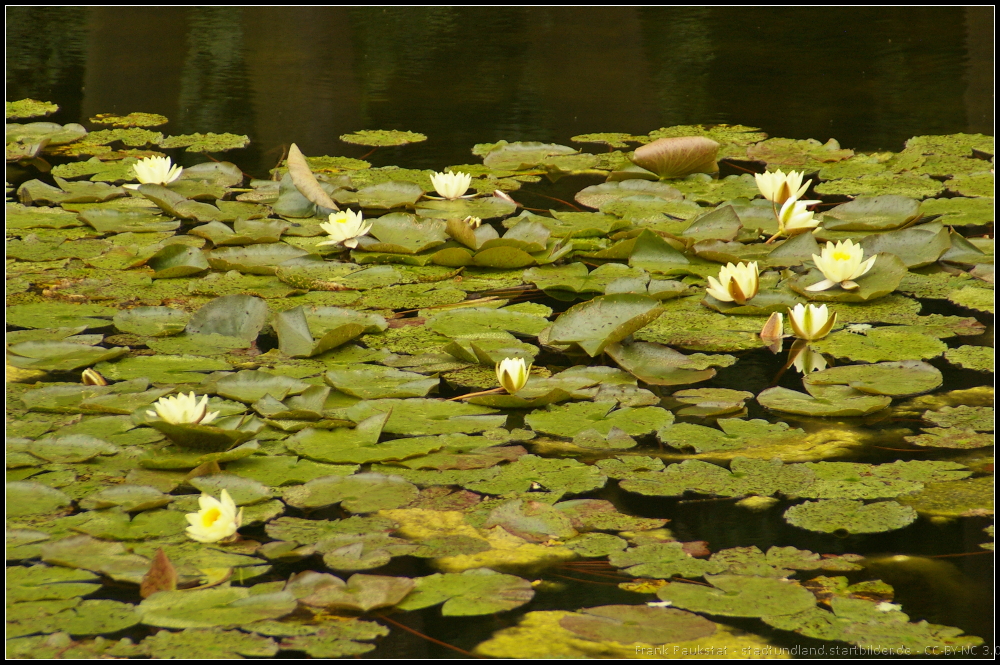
xmin=202 ymin=508 xmax=222 ymax=527
xmin=832 ymin=251 xmax=852 ymax=261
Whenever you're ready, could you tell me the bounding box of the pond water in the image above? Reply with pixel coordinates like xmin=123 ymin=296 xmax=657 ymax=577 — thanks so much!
xmin=5 ymin=6 xmax=995 ymax=660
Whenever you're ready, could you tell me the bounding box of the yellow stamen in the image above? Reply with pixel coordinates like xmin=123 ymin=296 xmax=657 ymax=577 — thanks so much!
xmin=202 ymin=508 xmax=221 ymax=527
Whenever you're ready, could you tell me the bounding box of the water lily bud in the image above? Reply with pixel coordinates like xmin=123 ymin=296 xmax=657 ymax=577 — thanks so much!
xmin=807 ymin=239 xmax=877 ymax=292
xmin=317 ymin=210 xmax=373 ymax=249
xmin=81 ymin=368 xmax=108 ymax=386
xmin=777 ymin=197 xmax=821 ymax=235
xmin=788 ymin=303 xmax=837 ymax=341
xmin=464 ymin=216 xmax=482 ymax=228
xmin=185 ymin=489 xmax=242 ymax=543
xmin=705 ymin=262 xmax=759 ymax=305
xmin=496 ymin=357 xmax=531 ymax=394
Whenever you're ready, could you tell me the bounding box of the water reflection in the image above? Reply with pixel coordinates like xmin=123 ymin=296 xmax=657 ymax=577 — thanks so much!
xmin=6 ymin=7 xmax=993 ymax=177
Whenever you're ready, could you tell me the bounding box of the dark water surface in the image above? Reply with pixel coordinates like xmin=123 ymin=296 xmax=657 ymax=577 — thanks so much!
xmin=6 ymin=7 xmax=994 ymax=177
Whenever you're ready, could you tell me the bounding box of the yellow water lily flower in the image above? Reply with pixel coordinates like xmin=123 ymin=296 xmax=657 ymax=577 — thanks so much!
xmin=777 ymin=197 xmax=822 ymax=236
xmin=807 ymin=239 xmax=877 ymax=291
xmin=430 ymin=171 xmax=472 ymax=199
xmin=754 ymin=169 xmax=809 ymax=205
xmin=185 ymin=489 xmax=243 ymax=543
xmin=317 ymin=210 xmax=373 ymax=249
xmin=130 ymin=155 xmax=183 ymax=187
xmin=496 ymin=357 xmax=531 ymax=394
xmin=705 ymin=262 xmax=759 ymax=305
xmin=146 ymin=392 xmax=219 ymax=425
xmin=464 ymin=216 xmax=482 ymax=228
xmin=788 ymin=303 xmax=837 ymax=341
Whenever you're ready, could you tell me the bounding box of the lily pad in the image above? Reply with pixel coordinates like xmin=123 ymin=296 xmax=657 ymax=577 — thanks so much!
xmin=657 ymin=574 xmax=818 ymax=617
xmin=804 ymin=361 xmax=942 ymax=397
xmin=283 ymin=472 xmax=419 ymax=512
xmin=137 ymin=586 xmax=296 ymax=629
xmin=340 ymin=130 xmax=427 ymax=147
xmin=606 ymin=341 xmax=722 ymax=386
xmin=757 ymin=384 xmax=891 ymax=417
xmin=396 ymin=568 xmax=534 ymax=615
xmin=811 ymin=328 xmax=948 ymax=362
xmin=943 ymin=346 xmax=993 ymax=372
xmin=560 ymin=605 xmax=717 ymax=645
xmin=547 ymin=294 xmax=663 ymax=356
xmin=783 ymin=499 xmax=917 ymax=534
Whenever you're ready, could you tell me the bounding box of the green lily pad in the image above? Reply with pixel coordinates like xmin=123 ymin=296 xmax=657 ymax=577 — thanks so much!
xmin=7 ymin=302 xmax=117 ymax=330
xmin=7 ymin=340 xmax=128 ymax=371
xmin=919 ymin=196 xmax=994 ymax=227
xmin=820 ymin=195 xmax=922 ymax=232
xmin=463 ymin=454 xmax=606 ymax=496
xmin=141 ymin=628 xmax=278 ymax=659
xmin=207 ymin=243 xmax=313 ymax=275
xmin=7 ymin=99 xmax=59 ymax=119
xmin=562 ymin=604 xmax=717 ymax=645
xmin=944 ymin=346 xmax=993 ymax=372
xmin=356 ymin=213 xmax=447 ymax=254
xmin=79 ymin=484 xmax=173 ymax=512
xmin=947 ymin=285 xmax=994 ymax=313
xmin=658 ymin=419 xmax=804 ymax=454
xmin=758 ymin=384 xmax=891 ymax=417
xmin=526 ymin=401 xmax=673 ymax=438
xmin=904 ymin=428 xmax=993 ymax=449
xmin=670 ymin=388 xmax=754 ymax=417
xmin=396 ymin=568 xmax=534 ymax=615
xmin=96 ymin=354 xmax=231 ymax=383
xmin=340 ymin=130 xmax=426 ymax=147
xmin=7 ymin=482 xmax=73 ymax=517
xmin=547 ymin=294 xmax=663 ymax=356
xmin=609 ymin=541 xmax=726 ymax=578
xmin=657 ymin=574 xmax=818 ymax=617
xmin=78 ymin=207 xmax=180 ymax=233
xmin=159 ymin=132 xmax=249 ymax=152
xmin=894 ymin=476 xmax=993 ymax=517
xmin=944 ymin=172 xmax=994 ymax=198
xmin=804 ymin=361 xmax=942 ymax=397
xmin=784 ymin=499 xmax=917 ymax=534
xmin=575 ymin=180 xmax=683 ymax=209
xmin=325 ymin=366 xmax=438 ymax=399
xmin=7 ymin=598 xmax=141 ymax=638
xmin=113 ymin=306 xmax=189 ymax=336
xmin=283 ymin=472 xmax=419 ymax=512
xmin=7 ymin=565 xmax=101 ymax=603
xmin=811 ymin=328 xmax=948 ymax=362
xmin=815 ymin=173 xmax=945 ymax=198
xmin=137 ymin=586 xmax=296 ymax=629
xmin=606 ymin=341 xmax=723 ymax=386
xmin=274 ymin=306 xmax=387 ymax=358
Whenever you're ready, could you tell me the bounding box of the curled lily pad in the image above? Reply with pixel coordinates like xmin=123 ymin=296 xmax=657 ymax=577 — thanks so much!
xmin=783 ymin=499 xmax=917 ymax=534
xmin=547 ymin=294 xmax=664 ymax=356
xmin=146 ymin=244 xmax=210 ymax=278
xmin=630 ymin=136 xmax=719 ymax=178
xmin=606 ymin=341 xmax=719 ymax=386
xmin=274 ymin=306 xmax=387 ymax=358
xmin=7 ymin=340 xmax=128 ymax=371
xmin=182 ymin=295 xmax=269 ymax=341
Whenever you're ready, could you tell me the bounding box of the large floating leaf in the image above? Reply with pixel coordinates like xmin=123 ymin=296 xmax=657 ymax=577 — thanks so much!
xmin=526 ymin=401 xmax=673 ymax=438
xmin=7 ymin=340 xmax=128 ymax=371
xmin=783 ymin=499 xmax=917 ymax=534
xmin=606 ymin=341 xmax=722 ymax=386
xmin=7 ymin=482 xmax=73 ymax=517
xmin=340 ymin=129 xmax=426 ymax=147
xmin=137 ymin=586 xmax=296 ymax=629
xmin=804 ymin=361 xmax=942 ymax=397
xmin=283 ymin=472 xmax=419 ymax=512
xmin=346 ymin=399 xmax=505 ymax=436
xmin=396 ymin=568 xmax=534 ymax=615
xmin=560 ymin=605 xmax=717 ymax=645
xmin=546 ymin=294 xmax=663 ymax=356
xmin=275 ymin=306 xmax=387 ymax=358
xmin=811 ymin=328 xmax=948 ymax=362
xmin=630 ymin=136 xmax=719 ymax=178
xmin=757 ymin=384 xmax=891 ymax=417
xmin=575 ymin=180 xmax=683 ymax=209
xmin=657 ymin=574 xmax=817 ymax=617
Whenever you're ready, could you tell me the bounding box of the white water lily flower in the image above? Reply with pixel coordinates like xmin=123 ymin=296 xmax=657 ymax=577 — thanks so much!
xmin=788 ymin=303 xmax=837 ymax=341
xmin=317 ymin=210 xmax=373 ymax=249
xmin=185 ymin=489 xmax=243 ymax=543
xmin=792 ymin=344 xmax=828 ymax=374
xmin=129 ymin=155 xmax=183 ymax=188
xmin=755 ymin=169 xmax=809 ymax=205
xmin=496 ymin=357 xmax=531 ymax=394
xmin=705 ymin=262 xmax=759 ymax=305
xmin=807 ymin=239 xmax=877 ymax=291
xmin=777 ymin=197 xmax=821 ymax=235
xmin=430 ymin=171 xmax=472 ymax=199
xmin=146 ymin=392 xmax=219 ymax=425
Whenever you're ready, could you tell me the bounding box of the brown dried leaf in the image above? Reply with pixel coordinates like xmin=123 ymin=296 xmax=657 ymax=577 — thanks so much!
xmin=140 ymin=548 xmax=178 ymax=598
xmin=287 ymin=143 xmax=339 ymax=211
